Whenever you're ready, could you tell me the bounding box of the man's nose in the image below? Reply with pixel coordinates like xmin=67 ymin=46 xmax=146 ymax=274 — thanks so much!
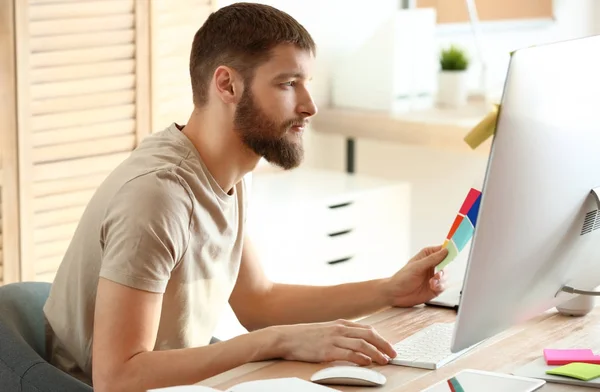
xmin=298 ymin=90 xmax=318 ymax=118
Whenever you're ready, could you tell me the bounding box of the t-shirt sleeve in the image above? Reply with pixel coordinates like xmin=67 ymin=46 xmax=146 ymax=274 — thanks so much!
xmin=99 ymin=170 xmax=192 ymax=293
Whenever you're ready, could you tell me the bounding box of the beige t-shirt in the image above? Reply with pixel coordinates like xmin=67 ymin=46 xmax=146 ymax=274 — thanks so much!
xmin=43 ymin=123 xmax=247 ymax=385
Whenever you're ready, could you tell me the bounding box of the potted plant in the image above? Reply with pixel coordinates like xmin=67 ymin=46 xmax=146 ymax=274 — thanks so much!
xmin=437 ymin=45 xmax=470 ymax=107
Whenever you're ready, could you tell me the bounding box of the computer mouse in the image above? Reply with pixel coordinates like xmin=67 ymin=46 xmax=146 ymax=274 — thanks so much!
xmin=310 ymin=365 xmax=387 ymax=387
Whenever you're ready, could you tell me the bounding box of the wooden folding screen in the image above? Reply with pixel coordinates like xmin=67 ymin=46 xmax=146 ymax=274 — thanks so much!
xmin=150 ymin=0 xmax=212 ymax=132
xmin=1 ymin=0 xmax=214 ymax=284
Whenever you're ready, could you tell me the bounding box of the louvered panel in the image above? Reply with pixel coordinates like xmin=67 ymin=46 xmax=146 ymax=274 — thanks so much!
xmin=156 ymin=23 xmax=200 ymax=45
xmin=159 ymin=105 xmax=194 ymax=124
xmin=155 ymin=27 xmax=200 ymax=57
xmin=150 ymin=1 xmax=212 ymax=131
xmin=157 ymin=86 xmax=194 ymax=104
xmin=29 ymin=1 xmax=134 ymax=21
xmin=33 ymin=172 xmax=111 ymax=198
xmin=155 ymin=54 xmax=190 ymax=74
xmin=36 ymin=271 xmax=57 ymax=283
xmin=34 ymin=222 xmax=78 ymax=244
xmin=152 ymin=0 xmax=211 ymax=12
xmin=33 ymin=152 xmax=130 ymax=182
xmin=157 ymin=65 xmax=192 ymax=86
xmin=36 ymin=255 xmax=63 ymax=276
xmin=31 ymin=59 xmax=135 ymax=84
xmin=31 ymin=0 xmax=94 ymax=4
xmin=35 ymin=206 xmax=85 ymax=228
xmin=31 ymin=30 xmax=135 ymax=53
xmin=32 ymin=119 xmax=135 ymax=147
xmin=24 ymin=0 xmax=141 ymax=282
xmin=35 ymin=240 xmax=70 ymax=260
xmin=34 ymin=135 xmax=136 ymax=164
xmin=30 ymin=14 xmax=135 ymax=37
xmin=34 ymin=189 xmax=95 ymax=212
xmin=31 ymin=44 xmax=135 ymax=68
xmin=32 ymin=91 xmax=136 ymax=116
xmin=31 ymin=105 xmax=136 ymax=132
xmin=155 ymin=3 xmax=212 ymax=28
xmin=31 ymin=74 xmax=136 ymax=99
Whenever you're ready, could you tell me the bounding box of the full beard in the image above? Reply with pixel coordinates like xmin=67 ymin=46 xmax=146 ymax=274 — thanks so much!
xmin=233 ymin=89 xmax=304 ymax=170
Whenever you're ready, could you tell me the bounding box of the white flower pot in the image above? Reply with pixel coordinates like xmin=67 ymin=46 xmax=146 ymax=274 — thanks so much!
xmin=437 ymin=70 xmax=469 ymax=108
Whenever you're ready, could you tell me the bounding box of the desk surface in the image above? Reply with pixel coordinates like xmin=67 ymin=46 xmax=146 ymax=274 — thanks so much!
xmin=199 ymin=305 xmax=600 ymax=391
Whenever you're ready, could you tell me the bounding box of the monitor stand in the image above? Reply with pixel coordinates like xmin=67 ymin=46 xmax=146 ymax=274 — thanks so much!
xmin=555 ymin=187 xmax=600 ymax=317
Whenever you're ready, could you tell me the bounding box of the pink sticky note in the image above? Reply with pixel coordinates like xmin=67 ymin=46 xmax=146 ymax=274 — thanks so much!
xmin=544 ymin=349 xmax=600 ymax=365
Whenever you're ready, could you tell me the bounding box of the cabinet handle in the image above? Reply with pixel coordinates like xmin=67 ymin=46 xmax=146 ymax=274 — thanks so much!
xmin=328 ymin=229 xmax=353 ymax=237
xmin=326 ymin=256 xmax=353 ymax=265
xmin=328 ymin=201 xmax=353 ymax=209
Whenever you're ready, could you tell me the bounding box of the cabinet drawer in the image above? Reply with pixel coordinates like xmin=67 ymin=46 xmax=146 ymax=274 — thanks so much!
xmin=319 ymin=228 xmax=359 ymax=265
xmin=321 ymin=198 xmax=358 ymax=235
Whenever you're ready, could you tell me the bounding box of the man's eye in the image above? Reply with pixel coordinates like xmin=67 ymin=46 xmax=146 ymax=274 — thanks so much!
xmin=282 ymin=81 xmax=295 ymax=87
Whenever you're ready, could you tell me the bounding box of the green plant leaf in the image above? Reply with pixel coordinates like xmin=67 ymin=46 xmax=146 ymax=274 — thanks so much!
xmin=439 ymin=45 xmax=469 ymax=71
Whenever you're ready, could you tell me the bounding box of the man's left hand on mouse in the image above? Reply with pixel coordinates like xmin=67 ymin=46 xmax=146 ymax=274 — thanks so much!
xmin=383 ymin=246 xmax=449 ymax=308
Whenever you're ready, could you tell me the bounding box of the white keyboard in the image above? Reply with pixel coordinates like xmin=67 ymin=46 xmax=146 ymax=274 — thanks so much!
xmin=389 ymin=322 xmax=476 ymax=370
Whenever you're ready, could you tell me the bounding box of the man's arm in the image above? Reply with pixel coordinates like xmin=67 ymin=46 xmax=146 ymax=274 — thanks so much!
xmin=230 ymin=237 xmax=447 ymax=331
xmin=92 ymin=278 xmax=279 ymax=392
xmin=93 ymin=277 xmax=397 ymax=392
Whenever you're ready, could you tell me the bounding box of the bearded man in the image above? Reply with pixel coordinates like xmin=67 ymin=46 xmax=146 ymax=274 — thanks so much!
xmin=43 ymin=3 xmax=448 ymax=392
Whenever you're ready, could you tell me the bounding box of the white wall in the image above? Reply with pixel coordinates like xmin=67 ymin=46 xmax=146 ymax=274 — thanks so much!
xmin=218 ymin=0 xmax=600 ymax=105
xmin=218 ymin=0 xmax=600 ymax=255
xmin=435 ymin=0 xmax=600 ymax=96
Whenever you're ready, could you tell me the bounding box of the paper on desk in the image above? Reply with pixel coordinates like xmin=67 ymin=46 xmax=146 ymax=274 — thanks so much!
xmin=147 ymin=378 xmax=337 ymax=392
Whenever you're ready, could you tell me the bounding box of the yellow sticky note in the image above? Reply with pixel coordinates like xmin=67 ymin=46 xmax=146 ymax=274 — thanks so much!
xmin=547 ymin=363 xmax=600 ymax=381
xmin=464 ymin=104 xmax=499 ymax=149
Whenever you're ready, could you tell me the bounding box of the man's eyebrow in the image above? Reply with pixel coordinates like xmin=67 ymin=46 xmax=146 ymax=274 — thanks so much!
xmin=273 ymin=72 xmax=308 ymax=81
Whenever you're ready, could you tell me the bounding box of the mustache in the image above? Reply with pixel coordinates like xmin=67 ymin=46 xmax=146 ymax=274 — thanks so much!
xmin=282 ymin=118 xmax=309 ymax=129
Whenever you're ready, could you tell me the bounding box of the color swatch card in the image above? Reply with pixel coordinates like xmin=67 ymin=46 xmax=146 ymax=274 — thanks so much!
xmin=436 ymin=188 xmax=482 ymax=272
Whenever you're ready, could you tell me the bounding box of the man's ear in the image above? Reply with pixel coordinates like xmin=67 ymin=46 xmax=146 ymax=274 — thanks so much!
xmin=214 ymin=66 xmax=243 ymax=104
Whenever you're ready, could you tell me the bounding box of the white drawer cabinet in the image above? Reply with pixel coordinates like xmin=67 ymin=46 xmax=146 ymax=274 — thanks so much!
xmin=214 ymin=169 xmax=411 ymax=340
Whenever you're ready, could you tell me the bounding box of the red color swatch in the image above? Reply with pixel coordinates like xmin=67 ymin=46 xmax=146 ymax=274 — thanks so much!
xmin=446 ymin=215 xmax=464 ymax=240
xmin=459 ymin=188 xmax=482 ymax=215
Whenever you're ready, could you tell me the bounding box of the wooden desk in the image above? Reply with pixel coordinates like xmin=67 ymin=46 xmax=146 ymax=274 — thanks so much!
xmin=199 ymin=306 xmax=600 ymax=391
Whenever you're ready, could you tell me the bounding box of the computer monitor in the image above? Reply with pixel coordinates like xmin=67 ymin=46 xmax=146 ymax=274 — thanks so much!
xmin=451 ymin=34 xmax=600 ymax=353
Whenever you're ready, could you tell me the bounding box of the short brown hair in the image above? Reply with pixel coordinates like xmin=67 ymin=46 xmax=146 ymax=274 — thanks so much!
xmin=189 ymin=2 xmax=316 ymax=107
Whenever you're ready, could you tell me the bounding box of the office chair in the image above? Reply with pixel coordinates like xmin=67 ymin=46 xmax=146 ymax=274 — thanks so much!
xmin=0 ymin=281 xmax=92 ymax=391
